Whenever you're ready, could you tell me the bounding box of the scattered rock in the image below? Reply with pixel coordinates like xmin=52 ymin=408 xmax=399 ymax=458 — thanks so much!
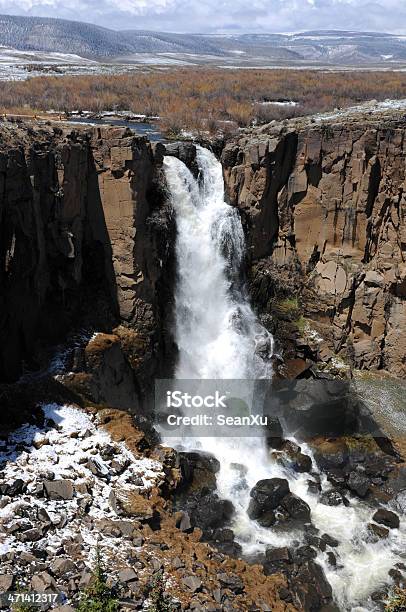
xmin=86 ymin=457 xmax=110 ymax=478
xmin=177 ymin=511 xmax=192 ymax=532
xmin=293 ymin=453 xmax=312 ymax=473
xmin=320 ymin=489 xmax=349 ymax=507
xmin=50 ymin=558 xmax=76 ymax=576
xmin=7 ymin=479 xmax=26 ymax=496
xmin=113 ymin=490 xmax=155 ymax=521
xmin=119 ymin=568 xmax=138 ymax=583
xmin=347 ymin=472 xmax=370 ymax=498
xmin=280 ymin=493 xmax=311 ymax=522
xmin=182 ymin=575 xmax=202 ymax=593
xmin=178 ymin=451 xmax=220 ymax=492
xmin=290 ymin=560 xmax=333 ymax=611
xmin=321 ymin=534 xmax=339 ymax=548
xmin=0 ymin=575 xmax=13 ymax=591
xmin=180 ymin=490 xmax=234 ymax=533
xmin=31 ymin=571 xmax=57 ymax=592
xmin=17 ymin=527 xmax=43 ymax=542
xmin=265 ymin=547 xmax=291 ymax=563
xmin=218 ymin=573 xmax=244 ymax=594
xmin=389 ymin=568 xmax=404 ymax=584
xmin=293 ymin=545 xmax=318 ymax=562
xmin=44 ymin=480 xmax=74 ymax=501
xmin=78 ymin=569 xmax=92 ymax=588
xmin=326 ymin=552 xmax=337 ymax=567
xmin=368 ymin=523 xmax=389 ymax=539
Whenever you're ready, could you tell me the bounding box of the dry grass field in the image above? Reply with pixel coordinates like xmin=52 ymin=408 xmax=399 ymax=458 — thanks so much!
xmin=1 ymin=68 xmax=406 ymax=135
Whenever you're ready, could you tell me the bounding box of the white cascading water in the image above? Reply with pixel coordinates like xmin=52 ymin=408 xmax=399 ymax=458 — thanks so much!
xmin=163 ymin=146 xmax=406 ymax=611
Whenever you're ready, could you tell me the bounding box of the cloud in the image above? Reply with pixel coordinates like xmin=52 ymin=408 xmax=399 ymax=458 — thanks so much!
xmin=0 ymin=0 xmax=405 ymax=34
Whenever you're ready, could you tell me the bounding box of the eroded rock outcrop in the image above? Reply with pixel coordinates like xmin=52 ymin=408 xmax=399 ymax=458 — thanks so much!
xmin=222 ymin=109 xmax=406 ymax=376
xmin=0 ymin=123 xmax=174 ymax=399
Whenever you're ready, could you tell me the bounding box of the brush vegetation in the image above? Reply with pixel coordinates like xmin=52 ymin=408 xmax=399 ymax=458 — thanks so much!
xmin=1 ymin=68 xmax=406 ymax=135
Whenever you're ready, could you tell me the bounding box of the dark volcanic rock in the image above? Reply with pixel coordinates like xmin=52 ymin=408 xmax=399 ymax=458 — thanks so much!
xmin=292 ymin=453 xmax=312 ymax=473
xmin=372 ymin=508 xmax=400 ymax=529
xmin=320 ymin=489 xmax=349 ymax=507
xmin=180 ymin=490 xmax=234 ymax=533
xmin=248 ymin=478 xmax=290 ymax=520
xmin=44 ymin=480 xmax=74 ymax=501
xmin=222 ymin=114 xmax=406 ymax=378
xmin=177 ymin=450 xmax=220 ymax=492
xmin=347 ymin=471 xmax=370 ymax=498
xmin=290 ymin=560 xmax=333 ymax=611
xmin=368 ymin=523 xmax=389 ymax=540
xmin=280 ymin=493 xmax=311 ymax=522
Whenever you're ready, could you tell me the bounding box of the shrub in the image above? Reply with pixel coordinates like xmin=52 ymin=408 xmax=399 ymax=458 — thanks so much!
xmin=77 ymin=547 xmax=119 ymax=612
xmin=2 ymin=68 xmax=406 ymax=134
xmin=386 ymin=588 xmax=406 ymax=612
xmin=146 ymin=570 xmax=175 ymax=612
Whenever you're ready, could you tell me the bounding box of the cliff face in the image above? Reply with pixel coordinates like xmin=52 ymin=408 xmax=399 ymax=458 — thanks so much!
xmin=0 ymin=123 xmax=173 ymax=394
xmin=222 ymin=111 xmax=406 ymax=377
xmin=2 ymin=110 xmax=405 ymax=391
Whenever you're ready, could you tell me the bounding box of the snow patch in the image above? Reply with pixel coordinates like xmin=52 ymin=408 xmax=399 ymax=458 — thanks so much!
xmin=0 ymin=404 xmax=164 ymax=569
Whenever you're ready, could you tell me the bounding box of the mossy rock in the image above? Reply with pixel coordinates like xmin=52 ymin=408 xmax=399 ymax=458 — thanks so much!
xmin=271 ymin=297 xmax=301 ymax=322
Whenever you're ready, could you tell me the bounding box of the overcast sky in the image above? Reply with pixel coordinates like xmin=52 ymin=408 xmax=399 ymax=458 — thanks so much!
xmin=0 ymin=0 xmax=404 ymax=34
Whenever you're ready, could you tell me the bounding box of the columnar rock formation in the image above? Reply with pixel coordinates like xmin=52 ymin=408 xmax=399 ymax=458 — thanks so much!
xmin=0 ymin=124 xmax=173 ymax=396
xmin=222 ymin=111 xmax=406 ymax=377
xmin=1 ymin=109 xmax=405 ymax=388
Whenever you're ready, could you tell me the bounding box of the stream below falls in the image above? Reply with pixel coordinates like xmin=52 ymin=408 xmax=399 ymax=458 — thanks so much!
xmin=162 ymin=145 xmax=406 ymax=611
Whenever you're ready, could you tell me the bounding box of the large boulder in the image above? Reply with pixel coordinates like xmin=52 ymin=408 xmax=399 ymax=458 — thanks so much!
xmin=290 ymin=560 xmax=333 ymax=611
xmin=44 ymin=480 xmax=74 ymax=501
xmin=372 ymin=508 xmax=400 ymax=529
xmin=281 ymin=493 xmax=311 ymax=521
xmin=248 ymin=478 xmax=290 ymax=520
xmin=177 ymin=450 xmax=220 ymax=493
xmin=181 ymin=490 xmax=234 ymax=532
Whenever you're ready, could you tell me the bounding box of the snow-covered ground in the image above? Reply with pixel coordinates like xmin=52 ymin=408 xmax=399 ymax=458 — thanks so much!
xmin=314 ymin=97 xmax=406 ymax=122
xmin=0 ymin=46 xmax=140 ymax=81
xmin=0 ymin=46 xmax=97 ymax=65
xmin=257 ymin=100 xmax=298 ymax=107
xmin=0 ymin=403 xmax=164 ymax=571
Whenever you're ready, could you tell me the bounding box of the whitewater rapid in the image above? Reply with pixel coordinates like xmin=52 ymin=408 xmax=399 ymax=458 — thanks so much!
xmin=163 ymin=146 xmax=406 ymax=611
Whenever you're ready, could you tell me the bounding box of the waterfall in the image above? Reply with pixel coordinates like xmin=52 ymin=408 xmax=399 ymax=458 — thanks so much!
xmin=164 ymin=147 xmax=273 ymax=381
xmin=163 ymin=146 xmax=406 ymax=611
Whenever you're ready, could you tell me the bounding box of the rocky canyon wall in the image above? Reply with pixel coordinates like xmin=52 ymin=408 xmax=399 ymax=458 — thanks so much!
xmin=0 ymin=123 xmax=173 ymax=403
xmin=1 ymin=109 xmax=405 ymax=399
xmin=222 ymin=111 xmax=406 ymax=377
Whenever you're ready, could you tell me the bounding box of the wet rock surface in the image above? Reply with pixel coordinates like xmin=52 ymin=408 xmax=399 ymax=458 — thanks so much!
xmin=248 ymin=479 xmax=311 ymax=530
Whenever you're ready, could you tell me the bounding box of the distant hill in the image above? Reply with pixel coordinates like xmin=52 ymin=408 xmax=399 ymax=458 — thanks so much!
xmin=0 ymin=14 xmax=225 ymax=58
xmin=1 ymin=14 xmax=406 ymax=65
